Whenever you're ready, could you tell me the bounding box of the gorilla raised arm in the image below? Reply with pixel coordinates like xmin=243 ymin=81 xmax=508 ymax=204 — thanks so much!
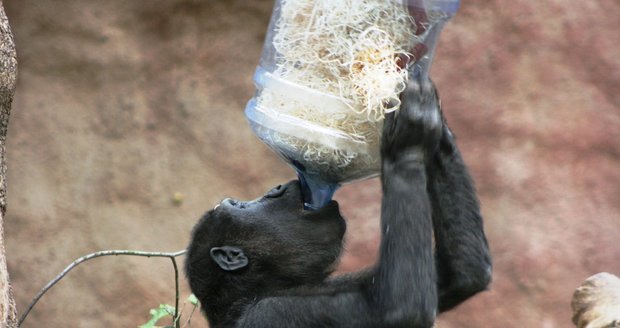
xmin=185 ymin=77 xmax=492 ymax=328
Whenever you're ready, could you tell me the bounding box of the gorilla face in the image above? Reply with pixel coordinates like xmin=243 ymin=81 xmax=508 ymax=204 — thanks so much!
xmin=186 ymin=180 xmax=346 ymax=298
xmin=218 ymin=180 xmax=345 ymax=246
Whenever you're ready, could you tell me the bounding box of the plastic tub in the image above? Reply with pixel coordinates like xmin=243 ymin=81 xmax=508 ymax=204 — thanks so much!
xmin=246 ymin=0 xmax=460 ymax=209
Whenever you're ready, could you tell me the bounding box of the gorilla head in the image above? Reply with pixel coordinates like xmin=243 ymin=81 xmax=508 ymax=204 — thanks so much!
xmin=185 ymin=180 xmax=346 ymax=320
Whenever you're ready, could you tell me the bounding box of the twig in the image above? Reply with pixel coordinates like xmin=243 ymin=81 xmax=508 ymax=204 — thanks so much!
xmin=18 ymin=249 xmax=187 ymax=327
xmin=171 ymin=257 xmax=180 ymax=328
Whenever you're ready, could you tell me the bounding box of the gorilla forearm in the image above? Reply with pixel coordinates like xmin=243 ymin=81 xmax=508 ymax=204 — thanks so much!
xmin=375 ymin=160 xmax=437 ymax=326
xmin=428 ymin=126 xmax=492 ymax=312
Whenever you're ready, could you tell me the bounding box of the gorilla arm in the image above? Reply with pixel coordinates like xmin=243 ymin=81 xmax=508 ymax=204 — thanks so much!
xmin=428 ymin=115 xmax=492 ymax=313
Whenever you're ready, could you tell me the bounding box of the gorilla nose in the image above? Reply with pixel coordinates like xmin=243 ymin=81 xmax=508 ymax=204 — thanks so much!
xmin=265 ymin=184 xmax=286 ymax=198
xmin=262 ymin=180 xmax=303 ymax=205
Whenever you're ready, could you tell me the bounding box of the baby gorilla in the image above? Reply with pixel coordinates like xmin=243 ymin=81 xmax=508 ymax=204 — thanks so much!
xmin=186 ymin=78 xmax=492 ymax=328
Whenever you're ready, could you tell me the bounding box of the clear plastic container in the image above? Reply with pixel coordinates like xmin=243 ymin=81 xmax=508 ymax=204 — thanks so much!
xmin=246 ymin=0 xmax=460 ymax=209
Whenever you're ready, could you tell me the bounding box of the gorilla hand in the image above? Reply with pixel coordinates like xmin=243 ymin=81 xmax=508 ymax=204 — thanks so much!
xmin=381 ymin=77 xmax=442 ymax=166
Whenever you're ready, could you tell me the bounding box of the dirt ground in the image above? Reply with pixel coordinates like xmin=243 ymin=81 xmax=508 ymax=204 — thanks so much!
xmin=4 ymin=0 xmax=620 ymax=327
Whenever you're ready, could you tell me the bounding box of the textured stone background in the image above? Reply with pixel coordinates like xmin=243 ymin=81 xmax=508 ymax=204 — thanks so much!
xmin=4 ymin=0 xmax=619 ymax=327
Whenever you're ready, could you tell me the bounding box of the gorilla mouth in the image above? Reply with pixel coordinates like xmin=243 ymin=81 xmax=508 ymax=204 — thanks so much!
xmin=282 ymin=180 xmax=304 ymax=203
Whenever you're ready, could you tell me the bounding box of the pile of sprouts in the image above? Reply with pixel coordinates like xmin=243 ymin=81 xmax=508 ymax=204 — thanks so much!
xmin=255 ymin=0 xmax=420 ymax=181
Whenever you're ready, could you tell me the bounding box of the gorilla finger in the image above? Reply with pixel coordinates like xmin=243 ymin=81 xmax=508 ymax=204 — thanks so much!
xmin=382 ymin=111 xmax=397 ymax=139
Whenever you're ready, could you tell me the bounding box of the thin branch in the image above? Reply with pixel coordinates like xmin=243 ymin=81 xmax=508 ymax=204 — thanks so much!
xmin=18 ymin=249 xmax=187 ymax=327
xmin=170 ymin=256 xmax=180 ymax=328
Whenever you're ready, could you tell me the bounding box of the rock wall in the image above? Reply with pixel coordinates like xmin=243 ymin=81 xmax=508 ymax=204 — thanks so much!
xmin=4 ymin=0 xmax=620 ymax=327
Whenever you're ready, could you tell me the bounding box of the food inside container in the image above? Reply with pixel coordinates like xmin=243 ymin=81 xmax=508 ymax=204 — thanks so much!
xmin=245 ymin=0 xmax=460 ymax=209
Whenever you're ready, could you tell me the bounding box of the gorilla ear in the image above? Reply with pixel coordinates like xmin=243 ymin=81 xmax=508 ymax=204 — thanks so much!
xmin=210 ymin=246 xmax=249 ymax=272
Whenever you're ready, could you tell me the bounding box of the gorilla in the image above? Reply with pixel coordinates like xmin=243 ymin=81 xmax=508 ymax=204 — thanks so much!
xmin=185 ymin=77 xmax=492 ymax=328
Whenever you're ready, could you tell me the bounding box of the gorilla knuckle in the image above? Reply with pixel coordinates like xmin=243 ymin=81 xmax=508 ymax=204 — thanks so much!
xmin=401 ymin=80 xmax=440 ymax=124
xmin=454 ymin=265 xmax=492 ymax=298
xmin=478 ymin=264 xmax=493 ymax=289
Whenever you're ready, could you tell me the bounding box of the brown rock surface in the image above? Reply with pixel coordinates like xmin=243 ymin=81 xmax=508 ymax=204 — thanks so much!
xmin=3 ymin=0 xmax=620 ymax=327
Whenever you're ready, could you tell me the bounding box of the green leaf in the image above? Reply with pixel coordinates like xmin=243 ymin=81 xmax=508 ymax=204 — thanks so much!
xmin=139 ymin=304 xmax=176 ymax=328
xmin=187 ymin=294 xmax=199 ymax=306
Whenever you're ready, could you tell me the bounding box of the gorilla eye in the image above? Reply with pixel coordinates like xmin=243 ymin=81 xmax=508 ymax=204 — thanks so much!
xmin=265 ymin=184 xmax=285 ymax=198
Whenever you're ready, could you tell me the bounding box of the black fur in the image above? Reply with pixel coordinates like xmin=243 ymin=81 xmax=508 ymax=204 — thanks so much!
xmin=185 ymin=77 xmax=492 ymax=327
